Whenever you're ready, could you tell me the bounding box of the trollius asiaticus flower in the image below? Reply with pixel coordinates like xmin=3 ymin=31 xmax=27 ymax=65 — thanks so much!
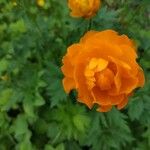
xmin=68 ymin=0 xmax=101 ymax=18
xmin=61 ymin=30 xmax=145 ymax=112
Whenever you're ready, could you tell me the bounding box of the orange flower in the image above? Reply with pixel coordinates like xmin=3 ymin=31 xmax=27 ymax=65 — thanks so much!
xmin=68 ymin=0 xmax=100 ymax=18
xmin=61 ymin=30 xmax=145 ymax=112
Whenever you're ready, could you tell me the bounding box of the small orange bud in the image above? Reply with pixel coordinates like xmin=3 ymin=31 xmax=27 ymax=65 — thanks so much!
xmin=68 ymin=0 xmax=101 ymax=18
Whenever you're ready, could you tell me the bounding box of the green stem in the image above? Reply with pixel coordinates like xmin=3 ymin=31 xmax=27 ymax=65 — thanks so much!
xmin=87 ymin=19 xmax=92 ymax=31
xmin=52 ymin=130 xmax=62 ymax=144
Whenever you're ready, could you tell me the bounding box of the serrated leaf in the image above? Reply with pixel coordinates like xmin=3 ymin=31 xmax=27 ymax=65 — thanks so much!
xmin=34 ymin=93 xmax=45 ymax=106
xmin=128 ymin=98 xmax=144 ymax=121
xmin=49 ymin=79 xmax=67 ymax=107
xmin=143 ymin=127 xmax=150 ymax=147
xmin=34 ymin=118 xmax=48 ymax=134
xmin=9 ymin=19 xmax=27 ymax=34
xmin=23 ymin=96 xmax=35 ymax=118
xmin=47 ymin=63 xmax=67 ymax=107
xmin=0 ymin=58 xmax=9 ymax=74
xmin=19 ymin=138 xmax=33 ymax=150
xmin=0 ymin=88 xmax=13 ymax=106
xmin=44 ymin=145 xmax=54 ymax=150
xmin=56 ymin=143 xmax=65 ymax=150
xmin=12 ymin=115 xmax=28 ymax=136
xmin=73 ymin=114 xmax=90 ymax=132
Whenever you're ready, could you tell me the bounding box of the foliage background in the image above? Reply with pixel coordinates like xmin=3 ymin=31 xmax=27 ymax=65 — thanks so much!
xmin=0 ymin=0 xmax=150 ymax=149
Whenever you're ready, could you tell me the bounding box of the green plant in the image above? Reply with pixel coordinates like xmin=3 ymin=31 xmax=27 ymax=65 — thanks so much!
xmin=0 ymin=0 xmax=150 ymax=149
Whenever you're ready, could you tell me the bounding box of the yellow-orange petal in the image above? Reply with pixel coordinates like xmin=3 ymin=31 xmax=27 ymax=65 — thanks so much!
xmin=120 ymin=77 xmax=138 ymax=94
xmin=80 ymin=31 xmax=98 ymax=43
xmin=92 ymin=88 xmax=111 ymax=105
xmin=62 ymin=77 xmax=76 ymax=93
xmin=67 ymin=44 xmax=82 ymax=65
xmin=117 ymin=96 xmax=128 ymax=109
xmin=61 ymin=56 xmax=74 ymax=78
xmin=97 ymin=105 xmax=112 ymax=112
xmin=110 ymin=94 xmax=124 ymax=105
xmin=78 ymin=94 xmax=94 ymax=109
xmin=74 ymin=59 xmax=94 ymax=106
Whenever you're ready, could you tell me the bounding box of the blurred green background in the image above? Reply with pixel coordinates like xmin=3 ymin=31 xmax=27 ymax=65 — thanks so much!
xmin=0 ymin=0 xmax=150 ymax=150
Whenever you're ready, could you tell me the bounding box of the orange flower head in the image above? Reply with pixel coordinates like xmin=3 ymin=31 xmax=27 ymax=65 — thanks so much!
xmin=68 ymin=0 xmax=101 ymax=18
xmin=61 ymin=30 xmax=145 ymax=112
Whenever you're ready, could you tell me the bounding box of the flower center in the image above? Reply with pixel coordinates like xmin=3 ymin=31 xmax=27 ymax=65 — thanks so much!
xmin=85 ymin=58 xmax=114 ymax=90
xmin=95 ymin=68 xmax=114 ymax=90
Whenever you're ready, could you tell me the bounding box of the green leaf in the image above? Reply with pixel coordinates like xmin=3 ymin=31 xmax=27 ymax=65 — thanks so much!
xmin=73 ymin=114 xmax=90 ymax=132
xmin=0 ymin=59 xmax=9 ymax=74
xmin=56 ymin=143 xmax=65 ymax=150
xmin=47 ymin=63 xmax=67 ymax=107
xmin=49 ymin=79 xmax=67 ymax=107
xmin=128 ymin=98 xmax=144 ymax=121
xmin=23 ymin=96 xmax=35 ymax=118
xmin=9 ymin=19 xmax=27 ymax=34
xmin=12 ymin=115 xmax=28 ymax=137
xmin=34 ymin=92 xmax=45 ymax=106
xmin=0 ymin=88 xmax=13 ymax=106
xmin=19 ymin=138 xmax=33 ymax=150
xmin=143 ymin=127 xmax=150 ymax=147
xmin=44 ymin=145 xmax=54 ymax=150
xmin=34 ymin=118 xmax=48 ymax=134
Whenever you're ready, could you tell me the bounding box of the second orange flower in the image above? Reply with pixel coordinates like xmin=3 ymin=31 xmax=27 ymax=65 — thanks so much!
xmin=68 ymin=0 xmax=101 ymax=18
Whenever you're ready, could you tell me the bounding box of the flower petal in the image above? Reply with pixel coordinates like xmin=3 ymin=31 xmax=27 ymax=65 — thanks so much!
xmin=97 ymin=105 xmax=112 ymax=112
xmin=62 ymin=77 xmax=76 ymax=93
